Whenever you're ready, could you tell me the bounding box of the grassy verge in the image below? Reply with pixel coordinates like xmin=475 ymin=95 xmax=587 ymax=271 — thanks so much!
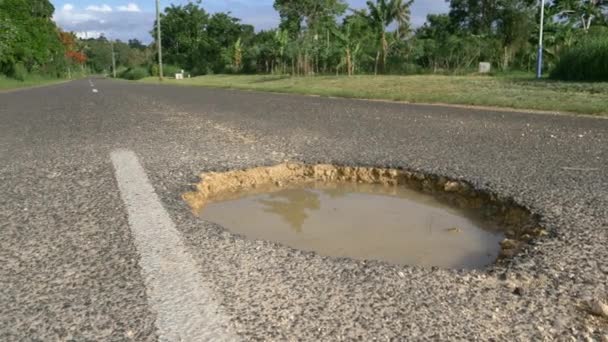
xmin=0 ymin=75 xmax=67 ymax=91
xmin=141 ymin=74 xmax=608 ymax=116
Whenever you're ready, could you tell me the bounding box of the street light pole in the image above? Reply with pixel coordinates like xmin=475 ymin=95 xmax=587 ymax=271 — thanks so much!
xmin=155 ymin=0 xmax=164 ymax=81
xmin=536 ymin=0 xmax=546 ymax=79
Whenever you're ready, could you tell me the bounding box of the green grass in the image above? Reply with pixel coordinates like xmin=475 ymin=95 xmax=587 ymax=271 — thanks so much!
xmin=141 ymin=74 xmax=608 ymax=116
xmin=0 ymin=75 xmax=67 ymax=91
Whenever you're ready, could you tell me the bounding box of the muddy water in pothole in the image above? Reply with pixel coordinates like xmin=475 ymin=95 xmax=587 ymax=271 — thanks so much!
xmin=200 ymin=183 xmax=504 ymax=269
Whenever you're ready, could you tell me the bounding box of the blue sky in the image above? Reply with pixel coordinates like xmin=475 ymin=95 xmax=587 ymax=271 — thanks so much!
xmin=51 ymin=0 xmax=449 ymax=42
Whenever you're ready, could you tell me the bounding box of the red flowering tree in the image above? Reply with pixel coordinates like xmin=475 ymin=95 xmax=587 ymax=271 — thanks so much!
xmin=66 ymin=50 xmax=87 ymax=65
xmin=59 ymin=31 xmax=87 ymax=77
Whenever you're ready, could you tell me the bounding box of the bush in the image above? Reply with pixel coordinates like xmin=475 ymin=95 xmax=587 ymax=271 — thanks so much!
xmin=163 ymin=64 xmax=184 ymax=77
xmin=11 ymin=62 xmax=27 ymax=81
xmin=120 ymin=67 xmax=150 ymax=80
xmin=386 ymin=62 xmax=423 ymax=75
xmin=149 ymin=64 xmax=185 ymax=78
xmin=551 ymin=33 xmax=608 ymax=82
xmin=150 ymin=64 xmax=159 ymax=77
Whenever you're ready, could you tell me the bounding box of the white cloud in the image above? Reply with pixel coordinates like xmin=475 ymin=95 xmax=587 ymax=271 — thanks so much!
xmin=116 ymin=3 xmax=141 ymax=13
xmin=86 ymin=4 xmax=113 ymax=13
xmin=54 ymin=4 xmax=96 ymax=25
xmin=53 ymin=3 xmax=153 ymax=42
xmin=74 ymin=31 xmax=104 ymax=39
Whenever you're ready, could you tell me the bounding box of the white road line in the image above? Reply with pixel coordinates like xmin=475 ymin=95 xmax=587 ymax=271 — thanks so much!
xmin=92 ymin=89 xmax=98 ymax=93
xmin=111 ymin=150 xmax=237 ymax=342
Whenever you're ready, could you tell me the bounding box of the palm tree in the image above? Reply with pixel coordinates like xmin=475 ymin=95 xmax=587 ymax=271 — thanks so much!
xmin=232 ymin=38 xmax=243 ymax=72
xmin=361 ymin=0 xmax=413 ymax=74
xmin=332 ymin=23 xmax=361 ymax=76
xmin=553 ymin=0 xmax=608 ymax=33
xmin=274 ymin=29 xmax=289 ymax=73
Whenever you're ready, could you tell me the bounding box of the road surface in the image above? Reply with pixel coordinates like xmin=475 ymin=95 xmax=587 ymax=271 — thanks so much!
xmin=1 ymin=79 xmax=607 ymax=340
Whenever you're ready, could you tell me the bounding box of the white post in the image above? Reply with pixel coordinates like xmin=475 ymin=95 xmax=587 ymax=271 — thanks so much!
xmin=536 ymin=0 xmax=545 ymax=79
xmin=156 ymin=0 xmax=164 ymax=81
xmin=111 ymin=39 xmax=117 ymax=78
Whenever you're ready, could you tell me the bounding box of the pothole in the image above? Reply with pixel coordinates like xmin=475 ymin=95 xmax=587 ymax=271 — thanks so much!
xmin=183 ymin=163 xmax=546 ymax=269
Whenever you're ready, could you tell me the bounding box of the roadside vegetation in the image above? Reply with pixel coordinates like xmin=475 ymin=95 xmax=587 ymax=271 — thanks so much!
xmin=0 ymin=0 xmax=87 ymax=88
xmin=139 ymin=0 xmax=607 ymax=115
xmin=1 ymin=0 xmax=607 ymax=112
xmin=0 ymin=75 xmax=65 ymax=91
xmin=0 ymin=0 xmax=155 ymax=88
xmin=142 ymin=0 xmax=608 ymax=81
xmin=141 ymin=74 xmax=608 ymax=115
xmin=551 ymin=32 xmax=608 ymax=81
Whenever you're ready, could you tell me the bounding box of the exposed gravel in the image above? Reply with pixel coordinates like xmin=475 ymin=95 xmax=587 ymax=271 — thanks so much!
xmin=0 ymin=78 xmax=606 ymax=341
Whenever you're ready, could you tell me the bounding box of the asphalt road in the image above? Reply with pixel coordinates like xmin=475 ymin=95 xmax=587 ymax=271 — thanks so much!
xmin=0 ymin=78 xmax=606 ymax=341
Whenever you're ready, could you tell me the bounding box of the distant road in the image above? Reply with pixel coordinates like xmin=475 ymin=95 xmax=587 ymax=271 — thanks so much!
xmin=1 ymin=79 xmax=606 ymax=341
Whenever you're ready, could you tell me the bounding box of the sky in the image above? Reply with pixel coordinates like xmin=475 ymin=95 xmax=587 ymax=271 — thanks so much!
xmin=51 ymin=0 xmax=449 ymax=43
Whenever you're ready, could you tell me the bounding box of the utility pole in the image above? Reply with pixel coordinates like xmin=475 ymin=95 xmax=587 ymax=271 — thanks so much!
xmin=155 ymin=0 xmax=164 ymax=81
xmin=536 ymin=0 xmax=545 ymax=79
xmin=111 ymin=39 xmax=117 ymax=78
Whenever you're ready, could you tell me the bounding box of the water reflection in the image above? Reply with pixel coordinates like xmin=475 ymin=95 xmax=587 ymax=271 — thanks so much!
xmin=201 ymin=183 xmax=505 ymax=269
xmin=257 ymin=189 xmax=320 ymax=232
xmin=321 ymin=183 xmax=399 ymax=199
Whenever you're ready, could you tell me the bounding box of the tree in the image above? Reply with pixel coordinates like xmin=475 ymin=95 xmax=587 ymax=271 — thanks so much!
xmin=274 ymin=0 xmax=347 ymax=33
xmin=207 ymin=12 xmax=251 ymax=72
xmin=232 ymin=38 xmax=243 ymax=72
xmin=66 ymin=50 xmax=87 ymax=65
xmin=553 ymin=0 xmax=608 ymax=32
xmin=248 ymin=30 xmax=280 ymax=73
xmin=154 ymin=2 xmax=254 ymax=74
xmin=416 ymin=14 xmax=455 ymax=71
xmin=359 ymin=0 xmax=414 ymax=74
xmin=496 ymin=0 xmax=535 ymax=69
xmin=332 ymin=23 xmax=360 ymax=75
xmin=448 ymin=0 xmax=500 ymax=34
xmin=59 ymin=31 xmax=87 ymax=77
xmin=274 ymin=29 xmax=289 ymax=73
xmin=274 ymin=0 xmax=347 ymax=75
xmin=70 ymin=0 xmax=603 ymax=78
xmin=81 ymin=37 xmax=112 ymax=73
xmin=0 ymin=14 xmax=18 ymax=71
xmin=128 ymin=39 xmax=147 ymax=50
xmin=28 ymin=0 xmax=54 ymax=18
xmin=0 ymin=0 xmax=66 ymax=77
xmin=154 ymin=2 xmax=210 ymax=74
